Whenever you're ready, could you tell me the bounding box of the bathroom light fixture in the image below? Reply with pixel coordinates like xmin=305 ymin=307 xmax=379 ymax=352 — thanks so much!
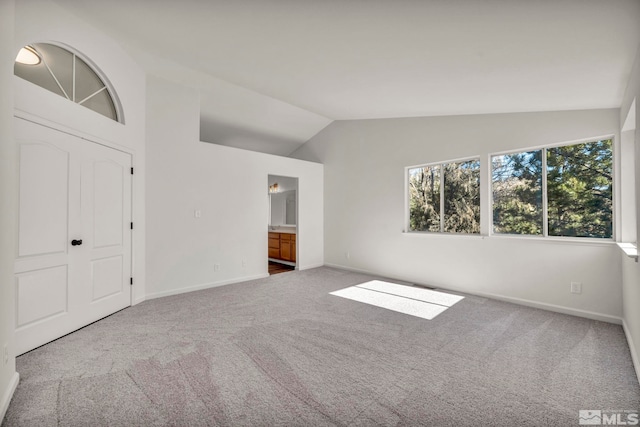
xmin=16 ymin=46 xmax=41 ymax=65
xmin=269 ymin=183 xmax=279 ymax=193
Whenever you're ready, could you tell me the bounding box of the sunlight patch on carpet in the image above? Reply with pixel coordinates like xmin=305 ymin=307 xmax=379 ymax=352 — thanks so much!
xmin=330 ymin=280 xmax=464 ymax=320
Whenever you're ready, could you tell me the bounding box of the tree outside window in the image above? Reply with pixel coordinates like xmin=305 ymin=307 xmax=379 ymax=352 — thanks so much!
xmin=492 ymin=150 xmax=543 ymax=235
xmin=491 ymin=139 xmax=612 ymax=238
xmin=408 ymin=159 xmax=480 ymax=234
xmin=546 ymin=140 xmax=613 ymax=238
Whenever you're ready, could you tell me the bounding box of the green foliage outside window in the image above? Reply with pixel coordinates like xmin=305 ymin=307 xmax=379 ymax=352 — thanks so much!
xmin=492 ymin=151 xmax=543 ymax=235
xmin=546 ymin=140 xmax=612 ymax=238
xmin=409 ymin=139 xmax=612 ymax=239
xmin=409 ymin=160 xmax=480 ymax=234
xmin=408 ymin=165 xmax=441 ymax=232
xmin=444 ymin=161 xmax=481 ymax=233
xmin=491 ymin=139 xmax=612 ymax=238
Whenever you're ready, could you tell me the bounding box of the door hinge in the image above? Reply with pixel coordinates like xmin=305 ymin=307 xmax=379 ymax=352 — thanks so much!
xmin=130 ymin=222 xmax=133 ymax=230
xmin=130 ymin=277 xmax=133 ymax=286
xmin=131 ymin=167 xmax=134 ymax=175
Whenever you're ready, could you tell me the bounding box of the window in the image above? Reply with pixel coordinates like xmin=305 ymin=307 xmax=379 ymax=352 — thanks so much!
xmin=492 ymin=150 xmax=543 ymax=235
xmin=491 ymin=139 xmax=613 ymax=238
xmin=408 ymin=159 xmax=480 ymax=234
xmin=14 ymin=43 xmax=119 ymax=121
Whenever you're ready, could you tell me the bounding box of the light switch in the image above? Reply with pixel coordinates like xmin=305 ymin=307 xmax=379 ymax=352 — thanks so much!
xmin=194 ymin=210 xmax=201 ymax=218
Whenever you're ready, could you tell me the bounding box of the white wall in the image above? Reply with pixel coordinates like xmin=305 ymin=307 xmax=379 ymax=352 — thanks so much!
xmin=146 ymin=76 xmax=323 ymax=299
xmin=621 ymin=45 xmax=640 ymax=377
xmin=292 ymin=109 xmax=622 ymax=322
xmin=0 ymin=0 xmax=19 ymax=421
xmin=13 ymin=0 xmax=147 ymax=303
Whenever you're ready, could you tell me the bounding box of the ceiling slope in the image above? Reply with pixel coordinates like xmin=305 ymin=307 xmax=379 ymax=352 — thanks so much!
xmin=51 ymin=0 xmax=640 ymax=155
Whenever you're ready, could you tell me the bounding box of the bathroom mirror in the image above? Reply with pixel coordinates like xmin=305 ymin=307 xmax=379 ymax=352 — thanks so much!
xmin=270 ymin=190 xmax=296 ymax=225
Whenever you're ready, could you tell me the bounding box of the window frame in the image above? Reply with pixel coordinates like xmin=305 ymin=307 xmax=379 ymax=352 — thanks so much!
xmin=405 ymin=155 xmax=481 ymax=235
xmin=14 ymin=42 xmax=122 ymax=123
xmin=489 ymin=135 xmax=616 ymax=241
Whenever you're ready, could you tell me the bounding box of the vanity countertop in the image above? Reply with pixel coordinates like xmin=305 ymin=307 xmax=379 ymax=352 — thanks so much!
xmin=268 ymin=227 xmax=296 ymax=234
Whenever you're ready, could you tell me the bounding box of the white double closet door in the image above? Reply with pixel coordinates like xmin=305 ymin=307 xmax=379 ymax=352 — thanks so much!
xmin=14 ymin=118 xmax=132 ymax=355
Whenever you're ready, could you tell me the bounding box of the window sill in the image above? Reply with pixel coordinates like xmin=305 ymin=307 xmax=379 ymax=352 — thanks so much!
xmin=402 ymin=231 xmax=484 ymax=239
xmin=488 ymin=233 xmax=615 ymax=247
xmin=402 ymin=231 xmax=616 ymax=247
xmin=617 ymin=242 xmax=638 ymax=260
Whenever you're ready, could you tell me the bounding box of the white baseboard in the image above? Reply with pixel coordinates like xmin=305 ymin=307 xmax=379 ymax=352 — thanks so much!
xmin=467 ymin=290 xmax=622 ymax=324
xmin=324 ymin=263 xmax=623 ymax=324
xmin=133 ymin=296 xmax=146 ymax=305
xmin=0 ymin=372 xmax=19 ymax=423
xmin=299 ymin=262 xmax=325 ymax=271
xmin=324 ymin=263 xmax=384 ymax=276
xmin=623 ymin=319 xmax=640 ymax=385
xmin=145 ymin=273 xmax=270 ymax=300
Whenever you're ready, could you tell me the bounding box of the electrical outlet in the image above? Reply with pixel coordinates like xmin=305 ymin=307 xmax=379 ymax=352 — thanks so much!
xmin=194 ymin=210 xmax=201 ymax=218
xmin=214 ymin=264 xmax=220 ymax=272
xmin=345 ymin=252 xmax=350 ymax=260
xmin=571 ymin=282 xmax=582 ymax=294
xmin=242 ymin=259 xmax=246 ymax=268
xmin=3 ymin=344 xmax=8 ymax=366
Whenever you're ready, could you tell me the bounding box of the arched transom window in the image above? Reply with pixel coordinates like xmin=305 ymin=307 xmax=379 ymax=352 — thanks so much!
xmin=15 ymin=43 xmax=120 ymax=122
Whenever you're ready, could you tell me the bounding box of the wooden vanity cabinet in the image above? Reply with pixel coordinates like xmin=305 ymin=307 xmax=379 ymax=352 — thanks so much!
xmin=268 ymin=232 xmax=296 ymax=262
xmin=268 ymin=232 xmax=280 ymax=259
xmin=291 ymin=234 xmax=296 ymax=262
xmin=280 ymin=234 xmax=292 ymax=261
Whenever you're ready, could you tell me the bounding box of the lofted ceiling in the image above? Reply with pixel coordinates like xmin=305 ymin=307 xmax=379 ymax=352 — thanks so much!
xmin=51 ymin=0 xmax=640 ymax=156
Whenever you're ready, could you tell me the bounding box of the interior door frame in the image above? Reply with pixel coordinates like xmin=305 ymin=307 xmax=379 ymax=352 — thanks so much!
xmin=267 ymin=174 xmax=299 ymax=270
xmin=13 ymin=113 xmax=136 ymax=352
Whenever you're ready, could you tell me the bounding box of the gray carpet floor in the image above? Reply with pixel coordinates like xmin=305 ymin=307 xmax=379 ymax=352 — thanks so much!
xmin=2 ymin=266 xmax=639 ymax=426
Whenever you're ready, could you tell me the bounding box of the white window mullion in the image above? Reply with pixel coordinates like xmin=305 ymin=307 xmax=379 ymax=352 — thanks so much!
xmin=542 ymin=148 xmax=549 ymax=237
xmin=77 ymin=86 xmax=107 ymax=106
xmin=485 ymin=155 xmax=493 ymax=236
xmin=405 ymin=168 xmax=411 ymax=232
xmin=72 ymin=54 xmax=76 ymax=102
xmin=41 ymin=57 xmax=70 ymax=100
xmin=440 ymin=165 xmax=445 ymax=233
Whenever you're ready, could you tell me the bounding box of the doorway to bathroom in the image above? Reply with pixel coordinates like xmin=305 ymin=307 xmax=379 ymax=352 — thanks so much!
xmin=268 ymin=175 xmax=298 ymax=275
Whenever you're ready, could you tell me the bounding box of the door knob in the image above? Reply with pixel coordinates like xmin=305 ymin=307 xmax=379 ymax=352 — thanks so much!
xmin=71 ymin=239 xmax=83 ymax=246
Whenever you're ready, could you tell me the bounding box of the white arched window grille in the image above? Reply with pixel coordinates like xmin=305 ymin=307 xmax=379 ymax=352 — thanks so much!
xmin=14 ymin=43 xmax=120 ymax=122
